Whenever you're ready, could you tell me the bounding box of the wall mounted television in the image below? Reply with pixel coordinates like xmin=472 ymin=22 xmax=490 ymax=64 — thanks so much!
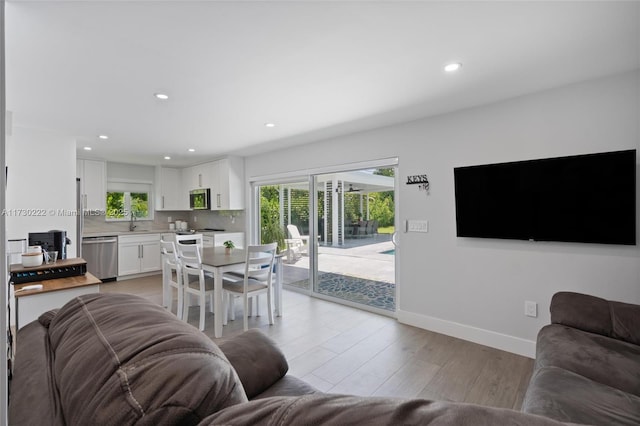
xmin=454 ymin=149 xmax=636 ymax=245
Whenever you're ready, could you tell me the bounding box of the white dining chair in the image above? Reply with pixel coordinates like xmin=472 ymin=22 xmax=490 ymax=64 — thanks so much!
xmin=175 ymin=233 xmax=203 ymax=249
xmin=161 ymin=240 xmax=183 ymax=320
xmin=176 ymin=241 xmax=214 ymax=331
xmin=222 ymin=242 xmax=277 ymax=331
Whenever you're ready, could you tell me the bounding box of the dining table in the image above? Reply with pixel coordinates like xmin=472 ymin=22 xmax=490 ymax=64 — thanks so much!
xmin=200 ymin=247 xmax=283 ymax=338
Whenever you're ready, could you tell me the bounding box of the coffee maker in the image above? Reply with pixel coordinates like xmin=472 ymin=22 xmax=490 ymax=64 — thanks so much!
xmin=28 ymin=230 xmax=71 ymax=260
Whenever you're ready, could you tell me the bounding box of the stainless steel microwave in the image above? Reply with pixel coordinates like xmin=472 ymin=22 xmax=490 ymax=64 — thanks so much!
xmin=189 ymin=188 xmax=211 ymax=210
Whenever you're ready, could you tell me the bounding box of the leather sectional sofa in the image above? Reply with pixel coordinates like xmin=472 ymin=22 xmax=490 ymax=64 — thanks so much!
xmin=522 ymin=291 xmax=640 ymax=425
xmin=7 ymin=291 xmax=633 ymax=425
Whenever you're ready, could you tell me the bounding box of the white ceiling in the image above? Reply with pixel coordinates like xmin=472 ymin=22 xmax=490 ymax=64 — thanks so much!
xmin=6 ymin=1 xmax=640 ymax=167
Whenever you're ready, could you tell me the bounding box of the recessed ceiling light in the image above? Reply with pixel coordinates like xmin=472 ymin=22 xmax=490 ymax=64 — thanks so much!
xmin=164 ymin=156 xmax=171 ymax=160
xmin=444 ymin=62 xmax=462 ymax=73
xmin=154 ymin=93 xmax=169 ymax=100
xmin=188 ymin=148 xmax=195 ymax=152
xmin=83 ymin=146 xmax=92 ymax=151
xmin=98 ymin=134 xmax=109 ymax=140
xmin=265 ymin=123 xmax=276 ymax=128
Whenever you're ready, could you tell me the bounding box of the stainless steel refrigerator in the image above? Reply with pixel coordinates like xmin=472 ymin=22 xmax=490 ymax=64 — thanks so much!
xmin=76 ymin=177 xmax=83 ymax=258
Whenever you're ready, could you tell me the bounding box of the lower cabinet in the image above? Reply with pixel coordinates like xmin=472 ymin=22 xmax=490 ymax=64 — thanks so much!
xmin=118 ymin=234 xmax=161 ymax=276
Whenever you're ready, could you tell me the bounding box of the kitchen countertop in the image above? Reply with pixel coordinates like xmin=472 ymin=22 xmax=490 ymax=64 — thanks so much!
xmin=83 ymin=230 xmax=171 ymax=238
xmin=83 ymin=229 xmax=237 ymax=238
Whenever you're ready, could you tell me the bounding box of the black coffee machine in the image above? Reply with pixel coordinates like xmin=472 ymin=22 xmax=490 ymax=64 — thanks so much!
xmin=28 ymin=230 xmax=71 ymax=260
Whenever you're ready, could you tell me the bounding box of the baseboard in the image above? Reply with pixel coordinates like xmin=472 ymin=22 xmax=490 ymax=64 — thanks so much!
xmin=396 ymin=310 xmax=536 ymax=358
xmin=116 ymin=271 xmax=160 ymax=281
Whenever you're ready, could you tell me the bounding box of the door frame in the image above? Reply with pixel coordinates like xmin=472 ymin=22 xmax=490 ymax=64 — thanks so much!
xmin=249 ymin=157 xmax=400 ymax=314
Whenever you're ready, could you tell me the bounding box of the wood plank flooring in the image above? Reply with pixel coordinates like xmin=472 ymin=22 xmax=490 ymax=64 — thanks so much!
xmin=101 ymin=274 xmax=533 ymax=410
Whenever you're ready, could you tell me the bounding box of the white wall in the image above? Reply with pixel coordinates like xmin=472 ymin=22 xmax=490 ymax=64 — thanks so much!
xmin=106 ymin=161 xmax=154 ymax=182
xmin=6 ymin=126 xmax=77 ymax=256
xmin=244 ymin=70 xmax=640 ymax=357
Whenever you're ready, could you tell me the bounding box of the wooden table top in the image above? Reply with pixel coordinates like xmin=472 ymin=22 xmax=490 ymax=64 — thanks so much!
xmin=13 ymin=272 xmax=102 ymax=298
xmin=201 ymin=247 xmax=247 ymax=267
xmin=9 ymin=257 xmax=87 ymax=273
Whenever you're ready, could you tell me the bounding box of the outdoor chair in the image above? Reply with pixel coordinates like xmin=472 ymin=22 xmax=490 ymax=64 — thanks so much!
xmin=285 ymin=224 xmax=309 ymax=262
xmin=357 ymin=220 xmax=369 ymax=237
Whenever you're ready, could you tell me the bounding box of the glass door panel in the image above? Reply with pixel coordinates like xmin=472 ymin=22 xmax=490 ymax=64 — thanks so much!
xmin=258 ymin=181 xmax=310 ymax=291
xmin=313 ymin=167 xmax=396 ymax=312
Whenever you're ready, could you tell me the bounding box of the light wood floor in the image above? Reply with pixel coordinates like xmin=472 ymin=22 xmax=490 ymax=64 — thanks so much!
xmin=102 ymin=274 xmax=534 ymax=410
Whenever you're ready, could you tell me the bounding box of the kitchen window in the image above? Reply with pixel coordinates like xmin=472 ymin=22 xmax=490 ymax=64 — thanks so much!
xmin=106 ymin=191 xmax=150 ymax=220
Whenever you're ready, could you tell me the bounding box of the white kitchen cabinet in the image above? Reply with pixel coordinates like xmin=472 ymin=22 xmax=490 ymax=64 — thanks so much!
xmin=203 ymin=235 xmax=214 ymax=248
xmin=210 ymin=157 xmax=244 ymax=210
xmin=154 ymin=167 xmax=189 ymax=210
xmin=77 ymin=159 xmax=106 ymax=211
xmin=160 ymin=233 xmax=175 ymax=243
xmin=184 ymin=163 xmax=212 ymax=190
xmin=118 ymin=234 xmax=161 ymax=276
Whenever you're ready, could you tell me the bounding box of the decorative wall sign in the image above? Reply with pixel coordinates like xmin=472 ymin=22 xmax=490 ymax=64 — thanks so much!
xmin=406 ymin=174 xmax=430 ymax=192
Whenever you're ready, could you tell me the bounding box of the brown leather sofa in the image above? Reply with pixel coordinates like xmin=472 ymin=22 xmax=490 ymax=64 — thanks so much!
xmin=9 ymin=292 xmax=571 ymax=425
xmin=522 ymin=292 xmax=640 ymax=426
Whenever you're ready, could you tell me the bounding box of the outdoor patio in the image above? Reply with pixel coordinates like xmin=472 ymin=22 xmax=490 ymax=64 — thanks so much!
xmin=282 ymin=234 xmax=396 ymax=311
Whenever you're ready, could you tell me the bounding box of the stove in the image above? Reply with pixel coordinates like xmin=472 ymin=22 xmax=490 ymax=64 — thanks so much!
xmin=175 ymin=228 xmax=225 ymax=236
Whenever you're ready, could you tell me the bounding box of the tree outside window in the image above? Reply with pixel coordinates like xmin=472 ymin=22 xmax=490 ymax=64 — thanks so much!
xmin=106 ymin=191 xmax=150 ymax=220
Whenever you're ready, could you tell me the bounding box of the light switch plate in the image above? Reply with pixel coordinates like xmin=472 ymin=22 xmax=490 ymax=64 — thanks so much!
xmin=407 ymin=219 xmax=428 ymax=233
xmin=525 ymin=301 xmax=538 ymax=317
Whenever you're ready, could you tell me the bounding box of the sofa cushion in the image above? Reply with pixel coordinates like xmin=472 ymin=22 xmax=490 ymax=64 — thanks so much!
xmin=46 ymin=293 xmax=247 ymax=425
xmin=217 ymin=329 xmax=289 ymax=399
xmin=522 ymin=366 xmax=640 ymax=426
xmin=610 ymin=300 xmax=640 ymax=345
xmin=550 ymin=292 xmax=611 ymax=336
xmin=198 ymin=394 xmax=572 ymax=426
xmin=253 ymin=375 xmax=320 ymax=399
xmin=551 ymin=291 xmax=640 ymax=345
xmin=536 ymin=324 xmax=640 ymax=396
xmin=8 ymin=320 xmax=65 ymax=426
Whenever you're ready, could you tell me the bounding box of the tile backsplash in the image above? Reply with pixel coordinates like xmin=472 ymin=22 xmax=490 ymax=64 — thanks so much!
xmin=83 ymin=210 xmax=245 ymax=234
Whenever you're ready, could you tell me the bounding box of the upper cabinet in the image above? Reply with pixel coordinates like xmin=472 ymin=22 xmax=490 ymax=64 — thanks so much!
xmin=77 ymin=159 xmax=106 ymax=211
xmin=184 ymin=163 xmax=212 ymax=190
xmin=154 ymin=166 xmax=189 ymax=211
xmin=210 ymin=156 xmax=244 ymax=210
xmin=152 ymin=157 xmax=244 ymax=212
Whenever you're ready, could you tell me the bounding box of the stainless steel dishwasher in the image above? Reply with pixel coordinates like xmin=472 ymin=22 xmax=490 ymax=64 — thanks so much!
xmin=82 ymin=236 xmax=118 ymax=281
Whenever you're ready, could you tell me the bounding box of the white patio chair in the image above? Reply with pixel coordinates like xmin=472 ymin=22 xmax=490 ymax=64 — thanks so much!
xmin=285 ymin=224 xmax=309 ymax=262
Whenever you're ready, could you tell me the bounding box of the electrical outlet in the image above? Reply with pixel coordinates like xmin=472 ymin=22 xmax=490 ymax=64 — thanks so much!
xmin=525 ymin=301 xmax=538 ymax=317
xmin=194 ymin=216 xmax=197 ymax=223
xmin=406 ymin=219 xmax=428 ymax=233
xmin=167 ymin=216 xmax=172 ymax=223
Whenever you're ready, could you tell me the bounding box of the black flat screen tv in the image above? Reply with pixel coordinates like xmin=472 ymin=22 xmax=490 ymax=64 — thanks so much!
xmin=454 ymin=149 xmax=636 ymax=245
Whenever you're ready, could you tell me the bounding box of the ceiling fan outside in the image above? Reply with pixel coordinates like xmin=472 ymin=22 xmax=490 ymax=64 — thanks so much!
xmin=346 ymin=184 xmax=362 ymax=192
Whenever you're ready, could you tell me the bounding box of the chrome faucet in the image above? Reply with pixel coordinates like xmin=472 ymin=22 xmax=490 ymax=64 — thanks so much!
xmin=129 ymin=210 xmax=137 ymax=231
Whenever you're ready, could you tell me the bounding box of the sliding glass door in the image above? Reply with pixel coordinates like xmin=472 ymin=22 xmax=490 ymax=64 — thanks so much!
xmin=253 ymin=161 xmax=397 ymax=315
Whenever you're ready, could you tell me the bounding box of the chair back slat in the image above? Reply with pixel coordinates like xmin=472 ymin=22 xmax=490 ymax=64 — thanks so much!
xmin=161 ymin=240 xmax=179 ymax=265
xmin=244 ymin=243 xmax=277 ymax=284
xmin=175 ymin=233 xmax=204 ymax=249
xmin=176 ymin=241 xmax=203 ymax=271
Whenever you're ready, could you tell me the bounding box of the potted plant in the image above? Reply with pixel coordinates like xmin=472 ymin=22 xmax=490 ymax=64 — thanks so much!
xmin=223 ymin=240 xmax=235 ymax=254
